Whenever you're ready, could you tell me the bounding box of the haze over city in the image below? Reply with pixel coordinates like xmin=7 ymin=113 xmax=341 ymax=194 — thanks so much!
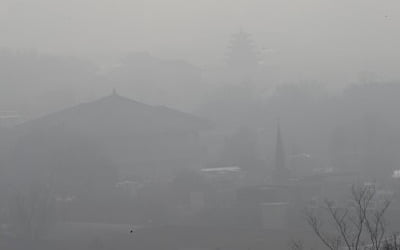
xmin=2 ymin=0 xmax=400 ymax=79
xmin=1 ymin=1 xmax=400 ymax=249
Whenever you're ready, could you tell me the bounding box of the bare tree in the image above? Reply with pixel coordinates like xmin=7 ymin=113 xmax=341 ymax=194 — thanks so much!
xmin=290 ymin=239 xmax=305 ymax=250
xmin=382 ymin=234 xmax=400 ymax=250
xmin=301 ymin=184 xmax=398 ymax=250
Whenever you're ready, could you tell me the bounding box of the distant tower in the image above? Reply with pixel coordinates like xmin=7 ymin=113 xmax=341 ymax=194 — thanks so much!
xmin=226 ymin=30 xmax=261 ymax=81
xmin=272 ymin=122 xmax=290 ymax=183
xmin=275 ymin=122 xmax=285 ymax=171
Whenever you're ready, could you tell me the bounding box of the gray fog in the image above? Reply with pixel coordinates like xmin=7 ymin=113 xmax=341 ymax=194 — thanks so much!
xmin=2 ymin=0 xmax=400 ymax=78
xmin=1 ymin=1 xmax=400 ymax=250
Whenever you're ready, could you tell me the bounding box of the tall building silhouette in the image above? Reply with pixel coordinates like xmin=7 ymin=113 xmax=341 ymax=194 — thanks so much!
xmin=272 ymin=122 xmax=290 ymax=183
xmin=275 ymin=123 xmax=285 ymax=171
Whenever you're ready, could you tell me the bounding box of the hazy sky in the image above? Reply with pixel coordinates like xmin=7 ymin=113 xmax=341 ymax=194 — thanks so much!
xmin=2 ymin=0 xmax=400 ymax=82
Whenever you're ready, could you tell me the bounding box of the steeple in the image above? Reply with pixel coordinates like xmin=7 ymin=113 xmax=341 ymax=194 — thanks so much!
xmin=275 ymin=121 xmax=286 ymax=171
xmin=112 ymin=88 xmax=118 ymax=96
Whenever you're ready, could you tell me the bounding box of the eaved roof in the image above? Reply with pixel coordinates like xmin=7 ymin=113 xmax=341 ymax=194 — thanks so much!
xmin=16 ymin=92 xmax=212 ymax=137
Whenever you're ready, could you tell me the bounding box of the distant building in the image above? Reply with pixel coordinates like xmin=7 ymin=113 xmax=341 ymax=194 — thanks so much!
xmin=200 ymin=166 xmax=244 ymax=209
xmin=14 ymin=91 xmax=212 ymax=182
xmin=271 ymin=123 xmax=291 ymax=184
xmin=200 ymin=166 xmax=243 ymax=181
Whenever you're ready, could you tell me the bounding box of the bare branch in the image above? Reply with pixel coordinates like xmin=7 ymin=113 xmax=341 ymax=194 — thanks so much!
xmin=304 ymin=183 xmax=394 ymax=250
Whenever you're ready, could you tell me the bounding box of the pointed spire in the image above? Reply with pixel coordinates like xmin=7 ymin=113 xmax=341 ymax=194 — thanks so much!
xmin=275 ymin=121 xmax=285 ymax=171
